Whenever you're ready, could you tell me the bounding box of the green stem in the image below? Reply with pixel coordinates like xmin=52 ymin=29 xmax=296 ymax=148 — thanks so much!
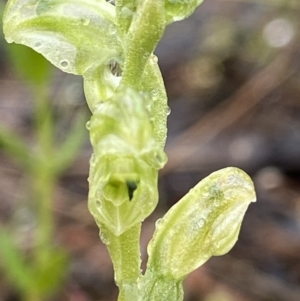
xmin=31 ymin=83 xmax=56 ymax=266
xmin=100 ymin=223 xmax=142 ymax=301
xmin=24 ymin=289 xmax=42 ymax=301
xmin=33 ymin=84 xmax=54 ymax=160
xmin=33 ymin=170 xmax=55 ymax=258
xmin=121 ymin=0 xmax=165 ymax=90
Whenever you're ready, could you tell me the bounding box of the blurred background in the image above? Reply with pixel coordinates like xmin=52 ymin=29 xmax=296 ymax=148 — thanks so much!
xmin=1 ymin=0 xmax=300 ymax=300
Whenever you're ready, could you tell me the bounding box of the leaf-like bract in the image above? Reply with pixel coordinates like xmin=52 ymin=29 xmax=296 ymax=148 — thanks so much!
xmin=3 ymin=0 xmax=123 ymax=110
xmin=3 ymin=0 xmax=121 ymax=75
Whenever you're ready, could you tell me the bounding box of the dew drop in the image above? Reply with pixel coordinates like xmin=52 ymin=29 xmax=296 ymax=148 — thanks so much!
xmin=81 ymin=18 xmax=90 ymax=26
xmin=108 ymin=24 xmax=117 ymax=35
xmin=194 ymin=218 xmax=205 ymax=230
xmin=90 ymin=153 xmax=96 ymax=165
xmin=34 ymin=42 xmax=42 ymax=47
xmin=151 ymin=89 xmax=158 ymax=100
xmin=60 ymin=60 xmax=69 ymax=68
xmin=142 ymin=52 xmax=150 ymax=60
xmin=151 ymin=55 xmax=158 ymax=64
xmin=155 ymin=152 xmax=167 ymax=167
xmin=86 ymin=120 xmax=91 ymax=130
xmin=96 ymin=200 xmax=102 ymax=208
xmin=100 ymin=229 xmax=110 ymax=245
xmin=166 ymin=106 xmax=171 ymax=116
xmin=155 ymin=218 xmax=163 ymax=228
xmin=121 ymin=6 xmax=133 ymax=18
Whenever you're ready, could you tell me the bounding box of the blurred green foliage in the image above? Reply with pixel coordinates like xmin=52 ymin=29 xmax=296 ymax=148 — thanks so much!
xmin=0 ymin=5 xmax=88 ymax=301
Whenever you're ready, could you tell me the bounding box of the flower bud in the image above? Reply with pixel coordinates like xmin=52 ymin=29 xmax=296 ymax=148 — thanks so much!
xmin=88 ymin=88 xmax=167 ymax=236
xmin=147 ymin=167 xmax=256 ymax=280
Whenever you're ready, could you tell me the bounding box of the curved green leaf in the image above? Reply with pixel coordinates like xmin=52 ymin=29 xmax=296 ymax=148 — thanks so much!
xmin=3 ymin=0 xmax=121 ymax=75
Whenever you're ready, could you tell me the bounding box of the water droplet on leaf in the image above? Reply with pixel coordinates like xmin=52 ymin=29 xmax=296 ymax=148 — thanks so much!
xmin=81 ymin=18 xmax=90 ymax=26
xmin=143 ymin=52 xmax=150 ymax=60
xmin=151 ymin=55 xmax=158 ymax=64
xmin=166 ymin=106 xmax=171 ymax=116
xmin=96 ymin=200 xmax=102 ymax=208
xmin=5 ymin=37 xmax=13 ymax=43
xmin=155 ymin=218 xmax=163 ymax=228
xmin=121 ymin=6 xmax=133 ymax=18
xmin=60 ymin=60 xmax=69 ymax=68
xmin=108 ymin=24 xmax=117 ymax=35
xmin=151 ymin=89 xmax=158 ymax=100
xmin=100 ymin=229 xmax=110 ymax=245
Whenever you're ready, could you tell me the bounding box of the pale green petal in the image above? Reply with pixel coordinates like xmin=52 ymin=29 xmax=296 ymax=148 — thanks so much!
xmin=147 ymin=167 xmax=256 ymax=280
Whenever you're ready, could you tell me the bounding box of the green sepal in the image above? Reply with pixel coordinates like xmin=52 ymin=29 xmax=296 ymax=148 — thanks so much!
xmin=147 ymin=167 xmax=256 ymax=280
xmin=165 ymin=0 xmax=204 ymax=24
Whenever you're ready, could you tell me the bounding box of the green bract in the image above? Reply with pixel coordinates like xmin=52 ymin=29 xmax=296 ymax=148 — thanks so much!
xmin=3 ymin=0 xmax=119 ymax=75
xmin=2 ymin=1 xmax=257 ymax=301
